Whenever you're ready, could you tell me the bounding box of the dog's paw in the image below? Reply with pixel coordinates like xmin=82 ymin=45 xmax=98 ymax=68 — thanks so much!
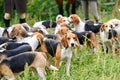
xmin=49 ymin=65 xmax=58 ymax=71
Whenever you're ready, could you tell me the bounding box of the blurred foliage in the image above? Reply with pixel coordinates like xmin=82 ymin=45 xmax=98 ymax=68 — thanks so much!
xmin=100 ymin=0 xmax=117 ymax=14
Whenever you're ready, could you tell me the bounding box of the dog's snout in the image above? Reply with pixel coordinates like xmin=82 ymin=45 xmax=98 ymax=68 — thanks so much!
xmin=71 ymin=43 xmax=75 ymax=47
xmin=109 ymin=29 xmax=112 ymax=32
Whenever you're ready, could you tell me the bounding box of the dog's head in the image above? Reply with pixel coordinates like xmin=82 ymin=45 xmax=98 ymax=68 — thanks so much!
xmin=107 ymin=19 xmax=120 ymax=28
xmin=100 ymin=23 xmax=112 ymax=32
xmin=56 ymin=15 xmax=70 ymax=25
xmin=57 ymin=27 xmax=70 ymax=37
xmin=68 ymin=14 xmax=81 ymax=26
xmin=10 ymin=24 xmax=28 ymax=38
xmin=61 ymin=32 xmax=80 ymax=48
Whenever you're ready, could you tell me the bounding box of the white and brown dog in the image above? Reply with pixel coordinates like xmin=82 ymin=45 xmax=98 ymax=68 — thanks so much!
xmin=100 ymin=23 xmax=118 ymax=55
xmin=39 ymin=32 xmax=80 ymax=76
xmin=10 ymin=29 xmax=44 ymax=51
xmin=68 ymin=14 xmax=102 ymax=34
xmin=55 ymin=15 xmax=70 ymax=34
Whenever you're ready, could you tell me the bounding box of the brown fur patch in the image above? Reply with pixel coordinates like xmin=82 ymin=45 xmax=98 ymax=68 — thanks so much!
xmin=0 ymin=63 xmax=14 ymax=79
xmin=69 ymin=14 xmax=80 ymax=26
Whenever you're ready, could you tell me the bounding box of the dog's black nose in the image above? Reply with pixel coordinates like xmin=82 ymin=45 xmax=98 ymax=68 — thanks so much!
xmin=71 ymin=43 xmax=75 ymax=47
xmin=109 ymin=29 xmax=112 ymax=32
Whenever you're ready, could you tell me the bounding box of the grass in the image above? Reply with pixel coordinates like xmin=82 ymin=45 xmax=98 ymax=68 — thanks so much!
xmin=1 ymin=0 xmax=120 ymax=80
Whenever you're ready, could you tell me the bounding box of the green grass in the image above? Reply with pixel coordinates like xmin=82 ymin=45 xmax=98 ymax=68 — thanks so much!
xmin=15 ymin=48 xmax=120 ymax=80
xmin=1 ymin=0 xmax=120 ymax=80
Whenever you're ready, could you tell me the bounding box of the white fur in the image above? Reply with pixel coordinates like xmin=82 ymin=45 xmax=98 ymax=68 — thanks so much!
xmin=100 ymin=25 xmax=115 ymax=54
xmin=56 ymin=15 xmax=63 ymax=21
xmin=0 ymin=27 xmax=4 ymax=37
xmin=48 ymin=65 xmax=58 ymax=71
xmin=1 ymin=76 xmax=14 ymax=80
xmin=68 ymin=16 xmax=85 ymax=32
xmin=0 ymin=27 xmax=13 ymax=37
xmin=33 ymin=21 xmax=44 ymax=28
xmin=36 ymin=67 xmax=46 ymax=80
xmin=60 ymin=47 xmax=72 ymax=76
xmin=18 ymin=35 xmax=39 ymax=51
xmin=54 ymin=24 xmax=61 ymax=34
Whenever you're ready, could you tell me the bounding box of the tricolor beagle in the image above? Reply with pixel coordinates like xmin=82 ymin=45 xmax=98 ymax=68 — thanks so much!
xmin=68 ymin=14 xmax=102 ymax=34
xmin=100 ymin=23 xmax=118 ymax=55
xmin=0 ymin=52 xmax=57 ymax=80
xmin=39 ymin=32 xmax=80 ymax=76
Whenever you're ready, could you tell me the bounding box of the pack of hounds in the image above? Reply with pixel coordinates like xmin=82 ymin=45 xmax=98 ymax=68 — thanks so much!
xmin=0 ymin=14 xmax=120 ymax=80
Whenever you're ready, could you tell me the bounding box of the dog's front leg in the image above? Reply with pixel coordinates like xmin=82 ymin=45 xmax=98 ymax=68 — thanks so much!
xmin=36 ymin=67 xmax=46 ymax=80
xmin=66 ymin=53 xmax=72 ymax=76
xmin=112 ymin=43 xmax=115 ymax=56
xmin=103 ymin=43 xmax=107 ymax=54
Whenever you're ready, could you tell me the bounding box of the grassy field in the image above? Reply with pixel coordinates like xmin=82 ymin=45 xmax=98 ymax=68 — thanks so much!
xmin=0 ymin=0 xmax=120 ymax=80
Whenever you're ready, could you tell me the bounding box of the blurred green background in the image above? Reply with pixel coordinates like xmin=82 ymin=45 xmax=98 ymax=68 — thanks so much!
xmin=0 ymin=0 xmax=119 ymax=27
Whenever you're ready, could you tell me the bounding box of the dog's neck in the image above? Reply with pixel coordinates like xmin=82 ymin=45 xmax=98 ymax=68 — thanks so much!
xmin=74 ymin=20 xmax=85 ymax=32
xmin=100 ymin=31 xmax=110 ymax=42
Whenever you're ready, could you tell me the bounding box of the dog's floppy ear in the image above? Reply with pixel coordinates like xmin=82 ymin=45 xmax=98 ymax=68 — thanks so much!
xmin=61 ymin=34 xmax=68 ymax=48
xmin=37 ymin=33 xmax=44 ymax=44
xmin=10 ymin=27 xmax=21 ymax=38
xmin=56 ymin=14 xmax=63 ymax=21
xmin=74 ymin=16 xmax=80 ymax=25
xmin=100 ymin=24 xmax=106 ymax=32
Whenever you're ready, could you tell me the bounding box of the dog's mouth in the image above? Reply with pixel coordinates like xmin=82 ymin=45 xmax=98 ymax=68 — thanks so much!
xmin=70 ymin=43 xmax=77 ymax=48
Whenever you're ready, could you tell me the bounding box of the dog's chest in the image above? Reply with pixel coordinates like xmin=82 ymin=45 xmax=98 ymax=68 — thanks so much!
xmin=75 ymin=23 xmax=85 ymax=32
xmin=100 ymin=32 xmax=110 ymax=42
xmin=60 ymin=48 xmax=72 ymax=60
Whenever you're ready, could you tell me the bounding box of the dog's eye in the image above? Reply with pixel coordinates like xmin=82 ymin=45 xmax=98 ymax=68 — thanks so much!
xmin=110 ymin=25 xmax=113 ymax=28
xmin=67 ymin=37 xmax=70 ymax=40
xmin=73 ymin=37 xmax=77 ymax=40
xmin=63 ymin=20 xmax=66 ymax=22
xmin=71 ymin=16 xmax=73 ymax=19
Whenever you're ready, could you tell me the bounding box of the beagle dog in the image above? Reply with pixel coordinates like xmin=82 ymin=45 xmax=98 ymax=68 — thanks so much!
xmin=10 ymin=29 xmax=44 ymax=51
xmin=1 ymin=23 xmax=30 ymax=38
xmin=73 ymin=31 xmax=99 ymax=54
xmin=56 ymin=26 xmax=71 ymax=41
xmin=0 ymin=44 xmax=32 ymax=62
xmin=10 ymin=24 xmax=31 ymax=41
xmin=0 ymin=37 xmax=15 ymax=45
xmin=68 ymin=14 xmax=102 ymax=33
xmin=39 ymin=32 xmax=80 ymax=76
xmin=56 ymin=24 xmax=99 ymax=54
xmin=0 ymin=42 xmax=29 ymax=50
xmin=29 ymin=27 xmax=49 ymax=35
xmin=0 ymin=52 xmax=58 ymax=80
xmin=100 ymin=23 xmax=118 ymax=54
xmin=107 ymin=19 xmax=120 ymax=43
xmin=55 ymin=15 xmax=70 ymax=34
xmin=107 ymin=19 xmax=120 ymax=28
xmin=33 ymin=20 xmax=57 ymax=29
xmin=33 ymin=20 xmax=57 ymax=34
xmin=19 ymin=32 xmax=44 ymax=51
